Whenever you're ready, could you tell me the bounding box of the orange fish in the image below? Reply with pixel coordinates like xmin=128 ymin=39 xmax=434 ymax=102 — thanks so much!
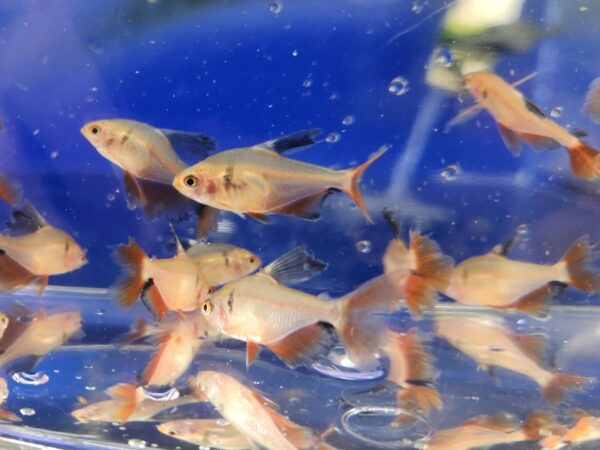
xmin=542 ymin=409 xmax=600 ymax=449
xmin=382 ymin=210 xmax=453 ymax=316
xmin=445 ymin=235 xmax=600 ymax=313
xmin=425 ymin=411 xmax=554 ymax=450
xmin=0 ymin=307 xmax=82 ymax=371
xmin=0 ymin=377 xmax=19 ymax=422
xmin=435 ymin=313 xmax=592 ymax=404
xmin=382 ymin=328 xmax=442 ymax=416
xmin=112 ymin=233 xmax=211 ymax=321
xmin=71 ymin=383 xmax=197 ymax=423
xmin=0 ymin=174 xmax=20 ymax=206
xmin=189 ymin=371 xmax=332 ymax=450
xmin=585 ymin=77 xmax=600 ymax=124
xmin=0 ymin=203 xmax=87 ymax=294
xmin=158 ymin=419 xmax=252 ymax=449
xmin=172 ymin=130 xmax=387 ymax=222
xmin=452 ymin=71 xmax=600 ymax=179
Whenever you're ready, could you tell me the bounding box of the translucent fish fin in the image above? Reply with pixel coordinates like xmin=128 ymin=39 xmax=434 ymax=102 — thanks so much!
xmin=511 ymin=71 xmax=538 ymax=88
xmin=250 ymin=389 xmax=279 ymax=411
xmin=246 ymin=341 xmax=262 ymax=368
xmin=522 ymin=410 xmax=555 ymax=440
xmin=247 ymin=212 xmax=270 ymax=223
xmin=0 ymin=175 xmax=20 ymax=207
xmin=34 ymin=275 xmax=48 ymax=296
xmin=141 ymin=332 xmax=176 ymax=386
xmin=518 ymin=132 xmax=560 ymax=150
xmin=160 ymin=129 xmax=216 ymax=159
xmin=168 ymin=225 xmax=186 ymax=256
xmin=511 ymin=333 xmax=548 ymax=367
xmin=258 ymin=128 xmax=322 ymax=155
xmin=141 ymin=280 xmax=170 ymax=322
xmin=382 ymin=208 xmax=402 ymax=238
xmin=123 ymin=171 xmax=148 ymax=211
xmin=509 ymin=284 xmax=556 ymax=315
xmin=0 ymin=408 xmax=21 ymax=422
xmin=263 ymin=407 xmax=318 ymax=449
xmin=195 ymin=205 xmax=219 ymax=239
xmin=462 ymin=414 xmax=519 ymax=432
xmin=490 ymin=225 xmax=526 ymax=256
xmin=6 ymin=201 xmax=47 ymax=235
xmin=567 ymin=141 xmax=600 ymax=180
xmin=114 ymin=318 xmax=155 ymax=346
xmin=267 ymin=323 xmax=337 ymax=368
xmin=271 ymin=189 xmax=337 ymax=220
xmin=584 ymin=77 xmax=600 ymax=124
xmin=396 ymin=385 xmax=442 ymax=417
xmin=497 ymin=123 xmax=522 ymax=156
xmin=262 ymin=246 xmax=327 ymax=285
xmin=386 ymin=328 xmax=436 ymax=383
xmin=0 ymin=252 xmax=37 ymax=292
xmin=106 ymin=383 xmax=138 ymax=401
xmin=111 ymin=238 xmax=147 ymax=308
xmin=543 ymin=374 xmax=593 ymax=405
xmin=6 ymin=355 xmax=43 ymax=375
xmin=444 ymin=103 xmax=483 ymax=132
xmin=561 ymin=235 xmax=600 ymax=292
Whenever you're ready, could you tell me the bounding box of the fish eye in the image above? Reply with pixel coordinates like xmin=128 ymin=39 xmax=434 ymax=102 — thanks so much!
xmin=184 ymin=175 xmax=198 ymax=187
xmin=202 ymin=300 xmax=213 ymax=314
xmin=90 ymin=126 xmax=100 ymax=135
xmin=249 ymin=257 xmax=255 ymax=263
xmin=168 ymin=430 xmax=177 ymax=436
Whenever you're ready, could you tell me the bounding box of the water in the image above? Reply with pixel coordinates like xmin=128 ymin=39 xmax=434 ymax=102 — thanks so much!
xmin=1 ymin=0 xmax=600 ymax=448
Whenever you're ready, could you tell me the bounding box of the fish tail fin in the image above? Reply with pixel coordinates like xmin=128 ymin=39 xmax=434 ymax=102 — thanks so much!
xmin=560 ymin=235 xmax=600 ymax=292
xmin=337 ymin=275 xmax=397 ymax=369
xmin=404 ymin=231 xmax=454 ymax=317
xmin=343 ymin=146 xmax=388 ymax=223
xmin=112 ymin=238 xmax=147 ymax=308
xmin=396 ymin=385 xmax=443 ymax=417
xmin=567 ymin=140 xmax=600 ymax=180
xmin=0 ymin=175 xmax=20 ymax=206
xmin=114 ymin=318 xmax=155 ymax=345
xmin=521 ymin=410 xmax=555 ymax=440
xmin=543 ymin=373 xmax=593 ymax=405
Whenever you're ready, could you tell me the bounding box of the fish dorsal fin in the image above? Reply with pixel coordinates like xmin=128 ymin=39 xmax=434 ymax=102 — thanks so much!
xmin=266 ymin=323 xmax=338 ymax=368
xmin=512 ymin=333 xmax=548 ymax=367
xmin=497 ymin=123 xmax=522 ymax=156
xmin=6 ymin=201 xmax=47 ymax=235
xmin=262 ymin=246 xmax=327 ymax=285
xmin=106 ymin=383 xmax=138 ymax=401
xmin=490 ymin=225 xmax=526 ymax=256
xmin=463 ymin=414 xmax=518 ymax=432
xmin=160 ymin=129 xmax=216 ymax=160
xmin=444 ymin=103 xmax=484 ymax=132
xmin=524 ymin=98 xmax=546 ymax=119
xmin=257 ymin=128 xmax=321 ymax=155
xmin=141 ymin=280 xmax=170 ymax=321
xmin=246 ymin=341 xmax=262 ymax=368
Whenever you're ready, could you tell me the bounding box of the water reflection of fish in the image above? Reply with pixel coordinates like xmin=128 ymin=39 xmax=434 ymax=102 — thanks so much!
xmin=452 ymin=71 xmax=600 ymax=179
xmin=0 ymin=175 xmax=20 ymax=206
xmin=158 ymin=419 xmax=252 ymax=450
xmin=173 ymin=130 xmax=387 ymax=222
xmin=112 ymin=233 xmax=211 ymax=320
xmin=71 ymin=383 xmax=197 ymax=423
xmin=0 ymin=202 xmax=87 ymax=294
xmin=445 ymin=235 xmax=600 ymax=313
xmin=435 ymin=314 xmax=592 ymax=404
xmin=189 ymin=371 xmax=332 ymax=450
xmin=425 ymin=411 xmax=554 ymax=450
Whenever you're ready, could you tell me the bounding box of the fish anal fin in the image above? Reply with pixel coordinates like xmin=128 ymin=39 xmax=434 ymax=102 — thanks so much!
xmin=0 ymin=253 xmax=37 ymax=292
xmin=141 ymin=281 xmax=170 ymax=321
xmin=444 ymin=103 xmax=484 ymax=132
xmin=262 ymin=407 xmax=317 ymax=449
xmin=141 ymin=332 xmax=172 ymax=386
xmin=567 ymin=141 xmax=600 ymax=180
xmin=266 ymin=323 xmax=337 ymax=368
xmin=247 ymin=212 xmax=270 ymax=223
xmin=512 ymin=333 xmax=548 ymax=367
xmin=463 ymin=414 xmax=518 ymax=433
xmin=271 ymin=190 xmax=338 ymax=220
xmin=497 ymin=123 xmax=522 ymax=156
xmin=518 ymin=132 xmax=561 ymax=150
xmin=543 ymin=373 xmax=593 ymax=405
xmin=509 ymin=284 xmax=555 ymax=315
xmin=106 ymin=383 xmax=138 ymax=401
xmin=261 ymin=246 xmax=327 ymax=285
xmin=116 ymin=401 xmax=137 ymax=423
xmin=246 ymin=341 xmax=262 ymax=368
xmin=136 ymin=178 xmax=195 ymax=220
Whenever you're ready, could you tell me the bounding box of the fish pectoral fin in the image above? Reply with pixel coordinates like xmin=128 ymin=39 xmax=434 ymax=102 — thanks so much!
xmin=517 ymin=132 xmax=561 ymax=150
xmin=141 ymin=280 xmax=170 ymax=322
xmin=271 ymin=189 xmax=338 ymax=220
xmin=0 ymin=253 xmax=37 ymax=292
xmin=247 ymin=212 xmax=270 ymax=223
xmin=246 ymin=341 xmax=262 ymax=368
xmin=160 ymin=129 xmax=216 ymax=159
xmin=6 ymin=355 xmax=43 ymax=375
xmin=127 ymin=175 xmax=194 ymax=220
xmin=257 ymin=128 xmax=322 ymax=155
xmin=262 ymin=246 xmax=328 ymax=285
xmin=266 ymin=323 xmax=338 ymax=368
xmin=123 ymin=171 xmax=149 ymax=210
xmin=444 ymin=103 xmax=484 ymax=132
xmin=511 ymin=333 xmax=549 ymax=368
xmin=5 ymin=201 xmax=47 ymax=235
xmin=497 ymin=123 xmax=523 ymax=156
xmin=509 ymin=284 xmax=557 ymax=315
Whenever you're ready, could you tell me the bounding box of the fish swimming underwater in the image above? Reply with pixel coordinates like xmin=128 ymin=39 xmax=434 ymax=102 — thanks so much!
xmin=445 ymin=234 xmax=600 ymax=313
xmin=449 ymin=71 xmax=600 ymax=179
xmin=435 ymin=313 xmax=592 ymax=404
xmin=0 ymin=175 xmax=20 ymax=206
xmin=541 ymin=409 xmax=600 ymax=449
xmin=172 ymin=130 xmax=387 ymax=222
xmin=0 ymin=203 xmax=87 ymax=294
xmin=112 ymin=233 xmax=211 ymax=321
xmin=0 ymin=377 xmax=19 ymax=422
xmin=189 ymin=371 xmax=332 ymax=450
xmin=425 ymin=411 xmax=554 ymax=450
xmin=158 ymin=418 xmax=252 ymax=450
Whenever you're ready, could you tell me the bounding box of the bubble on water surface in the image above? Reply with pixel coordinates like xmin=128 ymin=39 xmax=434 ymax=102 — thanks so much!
xmin=312 ymin=346 xmax=385 ymax=381
xmin=550 ymin=106 xmax=563 ymax=118
xmin=325 ymin=132 xmax=341 ymax=143
xmin=342 ymin=115 xmax=355 ymax=126
xmin=269 ymin=1 xmax=282 ymax=14
xmin=12 ymin=371 xmax=49 ymax=386
xmin=128 ymin=439 xmax=147 ymax=448
xmin=434 ymin=47 xmax=454 ymax=67
xmin=388 ymin=77 xmax=410 ymax=96
xmin=440 ymin=164 xmax=461 ymax=180
xmin=411 ymin=1 xmax=424 ymax=13
xmin=356 ymin=240 xmax=372 ymax=253
xmin=143 ymin=386 xmax=180 ymax=402
xmin=19 ymin=408 xmax=36 ymax=416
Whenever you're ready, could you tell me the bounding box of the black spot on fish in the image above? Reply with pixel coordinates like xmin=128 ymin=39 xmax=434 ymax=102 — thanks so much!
xmin=524 ymin=98 xmax=546 ymax=119
xmin=227 ymin=291 xmax=234 ymax=313
xmin=482 ymin=89 xmax=488 ymax=99
xmin=223 ymin=251 xmax=230 ymax=267
xmin=121 ymin=134 xmax=129 ymax=144
xmin=223 ymin=166 xmax=234 ymax=187
xmin=64 ymin=240 xmax=70 ymax=253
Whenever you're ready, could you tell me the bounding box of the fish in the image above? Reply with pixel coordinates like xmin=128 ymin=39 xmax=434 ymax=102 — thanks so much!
xmin=186 ymin=241 xmax=261 ymax=286
xmin=0 ymin=312 xmax=9 ymax=341
xmin=450 ymin=71 xmax=600 ymax=180
xmin=0 ymin=175 xmax=20 ymax=206
xmin=172 ymin=131 xmax=388 ymax=222
xmin=189 ymin=371 xmax=332 ymax=450
xmin=71 ymin=383 xmax=198 ymax=423
xmin=585 ymin=77 xmax=600 ymax=124
xmin=435 ymin=314 xmax=593 ymax=404
xmin=0 ymin=307 xmax=82 ymax=371
xmin=382 ymin=328 xmax=442 ymax=416
xmin=201 ymin=257 xmax=398 ymax=369
xmin=543 ymin=409 xmax=600 ymax=449
xmin=382 ymin=210 xmax=454 ymax=316
xmin=425 ymin=411 xmax=554 ymax=450
xmin=0 ymin=377 xmax=19 ymax=422
xmin=445 ymin=234 xmax=600 ymax=313
xmin=112 ymin=232 xmax=211 ymax=321
xmin=0 ymin=202 xmax=88 ymax=294
xmin=157 ymin=419 xmax=253 ymax=450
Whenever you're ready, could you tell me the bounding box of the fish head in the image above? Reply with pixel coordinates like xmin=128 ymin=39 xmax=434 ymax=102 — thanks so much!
xmin=199 ymin=288 xmax=228 ymax=331
xmin=157 ymin=420 xmax=194 ymax=438
xmin=172 ymin=166 xmax=217 ymax=204
xmin=80 ymin=120 xmax=123 ymax=159
xmin=0 ymin=313 xmax=9 ymax=335
xmin=60 ymin=311 xmax=84 ymax=337
xmin=229 ymin=248 xmax=261 ymax=278
xmin=63 ymin=235 xmax=88 ymax=271
xmin=463 ymin=71 xmax=498 ymax=104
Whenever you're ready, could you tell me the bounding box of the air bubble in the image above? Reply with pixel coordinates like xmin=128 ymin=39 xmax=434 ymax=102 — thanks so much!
xmin=434 ymin=47 xmax=454 ymax=67
xmin=50 ymin=151 xmax=59 ymax=159
xmin=388 ymin=77 xmax=409 ymax=96
xmin=411 ymin=1 xmax=424 ymax=13
xmin=356 ymin=240 xmax=372 ymax=253
xmin=342 ymin=115 xmax=355 ymax=126
xmin=107 ymin=194 xmax=116 ymax=202
xmin=19 ymin=408 xmax=36 ymax=416
xmin=128 ymin=439 xmax=147 ymax=448
xmin=550 ymin=106 xmax=563 ymax=118
xmin=12 ymin=371 xmax=49 ymax=386
xmin=85 ymin=385 xmax=96 ymax=391
xmin=325 ymin=132 xmax=341 ymax=143
xmin=302 ymin=78 xmax=313 ymax=88
xmin=440 ymin=164 xmax=461 ymax=180
xmin=269 ymin=1 xmax=282 ymax=14
xmin=292 ymin=49 xmax=298 ymax=57
xmin=143 ymin=386 xmax=180 ymax=402
xmin=312 ymin=346 xmax=385 ymax=381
